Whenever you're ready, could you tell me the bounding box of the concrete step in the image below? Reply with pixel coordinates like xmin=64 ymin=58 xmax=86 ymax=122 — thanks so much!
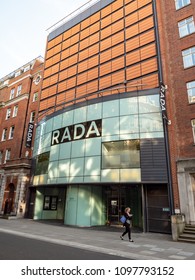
xmin=178 ymin=237 xmax=195 ymax=243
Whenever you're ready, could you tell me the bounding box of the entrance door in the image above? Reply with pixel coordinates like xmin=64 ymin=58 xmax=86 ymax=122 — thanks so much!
xmin=106 ymin=185 xmax=142 ymax=228
xmin=145 ymin=184 xmax=171 ymax=233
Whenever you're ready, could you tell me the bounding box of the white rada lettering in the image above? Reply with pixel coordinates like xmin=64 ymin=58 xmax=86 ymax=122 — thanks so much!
xmin=51 ymin=119 xmax=102 ymax=146
xmin=27 ymin=124 xmax=34 ymax=141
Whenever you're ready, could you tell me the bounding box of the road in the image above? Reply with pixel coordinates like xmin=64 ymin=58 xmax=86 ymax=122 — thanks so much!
xmin=0 ymin=232 xmax=129 ymax=260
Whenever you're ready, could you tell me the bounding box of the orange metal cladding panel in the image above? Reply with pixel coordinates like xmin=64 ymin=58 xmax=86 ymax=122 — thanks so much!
xmin=42 ymin=75 xmax=58 ymax=89
xmin=69 ymin=43 xmax=79 ymax=56
xmin=141 ymin=58 xmax=158 ymax=75
xmin=59 ymin=69 xmax=68 ymax=82
xmin=77 ymin=72 xmax=88 ymax=85
xmin=140 ymin=43 xmax=156 ymax=60
xmin=67 ymin=65 xmax=77 ymax=79
xmin=101 ymin=14 xmax=112 ymax=29
xmin=70 ymin=33 xmax=80 ymax=45
xmin=56 ymin=92 xmax=66 ymax=105
xmin=112 ymin=8 xmax=124 ymax=23
xmin=126 ymin=50 xmax=141 ymax=66
xmin=112 ymin=43 xmax=125 ymax=58
xmin=139 ymin=16 xmax=154 ymax=33
xmin=138 ymin=4 xmax=153 ymax=20
xmin=44 ymin=64 xmax=60 ymax=78
xmin=89 ymin=32 xmax=100 ymax=45
xmin=111 ymin=70 xmax=125 ymax=86
xmin=39 ymin=99 xmax=48 ymax=112
xmin=125 ymin=11 xmax=139 ymax=27
xmin=111 ymin=31 xmax=124 ymax=47
xmin=66 ymin=76 xmax=76 ymax=89
xmin=80 ymin=28 xmax=90 ymax=40
xmin=47 ymin=34 xmax=63 ymax=50
xmin=139 ymin=29 xmax=155 ymax=46
xmin=100 ymin=37 xmax=112 ymax=52
xmin=142 ymin=73 xmax=159 ymax=89
xmin=87 ymin=55 xmax=98 ymax=69
xmin=111 ymin=0 xmax=123 ymax=11
xmin=100 ymin=61 xmax=112 ymax=76
xmin=101 ymin=2 xmax=112 ymax=18
xmin=100 ymin=48 xmax=112 ymax=64
xmin=138 ymin=0 xmax=152 ymax=9
xmin=45 ymin=53 xmax=61 ymax=68
xmin=58 ymin=80 xmax=67 ymax=93
xmin=65 ymin=89 xmax=76 ymax=103
xmin=101 ymin=25 xmax=112 ymax=40
xmin=80 ymin=37 xmax=90 ymax=51
xmin=41 ymin=85 xmax=57 ymax=100
xmin=126 ymin=64 xmax=141 ymax=80
xmin=86 ymin=80 xmax=98 ymax=94
xmin=126 ymin=24 xmax=139 ymax=40
xmin=111 ymin=19 xmax=124 ymax=34
xmin=76 ymin=84 xmax=87 ymax=98
xmin=62 ymin=38 xmax=71 ymax=50
xmin=99 ymin=74 xmax=112 ymax=90
xmin=87 ymin=68 xmax=99 ymax=81
xmin=46 ymin=44 xmax=61 ymax=59
xmin=112 ymin=56 xmax=125 ymax=72
xmin=125 ymin=0 xmax=138 ymax=15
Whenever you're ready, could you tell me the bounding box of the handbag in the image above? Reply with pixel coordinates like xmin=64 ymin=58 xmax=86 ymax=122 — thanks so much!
xmin=120 ymin=215 xmax=126 ymax=223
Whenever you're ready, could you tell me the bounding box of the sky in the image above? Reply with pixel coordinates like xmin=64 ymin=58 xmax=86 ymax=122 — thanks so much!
xmin=0 ymin=0 xmax=94 ymax=78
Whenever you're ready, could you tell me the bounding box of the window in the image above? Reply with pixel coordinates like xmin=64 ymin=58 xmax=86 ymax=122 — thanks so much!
xmin=187 ymin=81 xmax=195 ymax=103
xmin=192 ymin=119 xmax=195 ymax=143
xmin=182 ymin=47 xmax=195 ymax=68
xmin=6 ymin=108 xmax=11 ymax=120
xmin=178 ymin=16 xmax=195 ymax=37
xmin=35 ymin=152 xmax=50 ymax=175
xmin=102 ymin=140 xmax=140 ymax=169
xmin=175 ymin=0 xmax=191 ymax=10
xmin=10 ymin=88 xmax=15 ymax=99
xmin=0 ymin=151 xmax=3 ymax=164
xmin=16 ymin=84 xmax=22 ymax=96
xmin=43 ymin=196 xmax=58 ymax=210
xmin=4 ymin=149 xmax=11 ymax=163
xmin=9 ymin=126 xmax=15 ymax=139
xmin=33 ymin=92 xmax=38 ymax=102
xmin=1 ymin=128 xmax=7 ymax=141
xmin=30 ymin=111 xmax=36 ymax=122
xmin=13 ymin=105 xmax=18 ymax=117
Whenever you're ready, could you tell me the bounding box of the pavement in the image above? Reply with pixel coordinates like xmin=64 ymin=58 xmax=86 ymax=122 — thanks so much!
xmin=0 ymin=218 xmax=195 ymax=260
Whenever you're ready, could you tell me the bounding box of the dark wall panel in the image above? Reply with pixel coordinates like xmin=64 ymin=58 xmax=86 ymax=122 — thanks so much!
xmin=141 ymin=138 xmax=168 ymax=182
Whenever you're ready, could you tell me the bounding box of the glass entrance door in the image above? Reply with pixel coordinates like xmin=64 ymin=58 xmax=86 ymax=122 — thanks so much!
xmin=106 ymin=186 xmax=126 ymax=225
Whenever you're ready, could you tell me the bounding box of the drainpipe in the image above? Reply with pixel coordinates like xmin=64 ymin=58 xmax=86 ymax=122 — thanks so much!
xmin=153 ymin=0 xmax=175 ymax=215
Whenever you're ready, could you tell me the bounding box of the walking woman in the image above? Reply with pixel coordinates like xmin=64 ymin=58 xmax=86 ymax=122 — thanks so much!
xmin=120 ymin=207 xmax=134 ymax=242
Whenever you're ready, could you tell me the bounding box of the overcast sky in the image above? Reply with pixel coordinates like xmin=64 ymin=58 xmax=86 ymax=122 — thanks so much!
xmin=0 ymin=0 xmax=95 ymax=78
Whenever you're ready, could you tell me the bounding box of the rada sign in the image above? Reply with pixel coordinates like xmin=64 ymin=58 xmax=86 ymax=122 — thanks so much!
xmin=26 ymin=122 xmax=34 ymax=148
xmin=51 ymin=119 xmax=102 ymax=146
xmin=159 ymin=82 xmax=167 ymax=117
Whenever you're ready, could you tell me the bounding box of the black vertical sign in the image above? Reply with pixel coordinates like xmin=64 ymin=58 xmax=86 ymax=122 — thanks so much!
xmin=159 ymin=82 xmax=167 ymax=119
xmin=26 ymin=123 xmax=34 ymax=148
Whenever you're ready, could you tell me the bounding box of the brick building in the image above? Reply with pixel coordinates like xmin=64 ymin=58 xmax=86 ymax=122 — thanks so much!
xmin=0 ymin=56 xmax=44 ymax=217
xmin=156 ymin=0 xmax=195 ymax=225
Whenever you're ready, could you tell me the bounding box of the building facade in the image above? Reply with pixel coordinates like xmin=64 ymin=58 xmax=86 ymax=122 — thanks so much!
xmin=156 ymin=0 xmax=195 ymax=225
xmin=0 ymin=57 xmax=44 ymax=218
xmin=31 ymin=0 xmax=174 ymax=233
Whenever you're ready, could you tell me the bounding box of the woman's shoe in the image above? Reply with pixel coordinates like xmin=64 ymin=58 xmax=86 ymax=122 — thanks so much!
xmin=129 ymin=239 xmax=134 ymax=242
xmin=120 ymin=236 xmax=124 ymax=240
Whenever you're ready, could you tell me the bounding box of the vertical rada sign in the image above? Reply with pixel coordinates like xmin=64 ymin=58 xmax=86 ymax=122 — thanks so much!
xmin=26 ymin=123 xmax=34 ymax=148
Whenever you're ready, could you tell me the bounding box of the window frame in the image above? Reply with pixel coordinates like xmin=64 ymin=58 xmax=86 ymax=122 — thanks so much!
xmin=10 ymin=88 xmax=15 ymax=100
xmin=33 ymin=92 xmax=38 ymax=102
xmin=12 ymin=105 xmax=18 ymax=117
xmin=5 ymin=149 xmax=11 ymax=163
xmin=175 ymin=0 xmax=191 ymax=10
xmin=9 ymin=126 xmax=15 ymax=139
xmin=182 ymin=46 xmax=195 ymax=68
xmin=1 ymin=128 xmax=7 ymax=141
xmin=6 ymin=108 xmax=11 ymax=120
xmin=178 ymin=16 xmax=195 ymax=38
xmin=187 ymin=81 xmax=195 ymax=103
xmin=30 ymin=111 xmax=36 ymax=123
xmin=16 ymin=84 xmax=22 ymax=96
xmin=192 ymin=119 xmax=195 ymax=143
